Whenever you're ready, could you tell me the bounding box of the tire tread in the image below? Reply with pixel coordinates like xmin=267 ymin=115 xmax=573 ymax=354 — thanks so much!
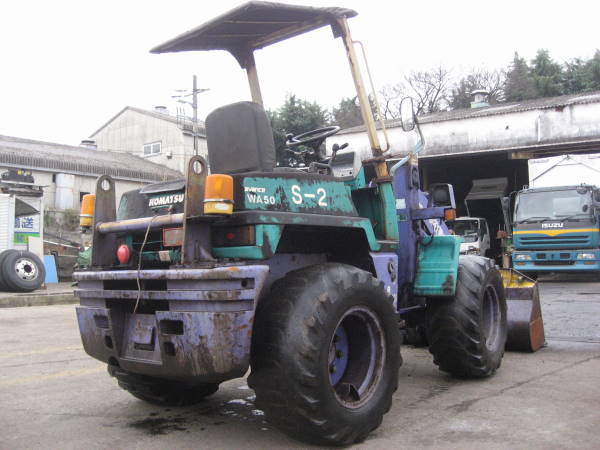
xmin=248 ymin=263 xmax=400 ymax=446
xmin=426 ymin=256 xmax=507 ymax=378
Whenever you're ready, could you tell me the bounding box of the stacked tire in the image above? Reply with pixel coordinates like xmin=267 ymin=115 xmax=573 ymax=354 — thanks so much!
xmin=0 ymin=250 xmax=46 ymax=292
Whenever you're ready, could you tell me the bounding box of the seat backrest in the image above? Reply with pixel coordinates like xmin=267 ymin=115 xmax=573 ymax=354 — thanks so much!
xmin=206 ymin=101 xmax=276 ymax=174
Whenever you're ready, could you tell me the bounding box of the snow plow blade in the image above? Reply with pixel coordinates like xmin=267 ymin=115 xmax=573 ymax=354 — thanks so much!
xmin=500 ymin=269 xmax=545 ymax=352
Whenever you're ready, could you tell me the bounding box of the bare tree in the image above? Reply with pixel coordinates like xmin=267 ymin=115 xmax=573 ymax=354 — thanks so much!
xmin=450 ymin=68 xmax=506 ymax=109
xmin=377 ymin=84 xmax=405 ymax=119
xmin=377 ymin=66 xmax=452 ymax=118
xmin=476 ymin=68 xmax=506 ymax=102
xmin=406 ymin=66 xmax=452 ymax=115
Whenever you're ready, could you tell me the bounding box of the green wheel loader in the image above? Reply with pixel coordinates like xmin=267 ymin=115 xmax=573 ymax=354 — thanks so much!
xmin=75 ymin=2 xmax=544 ymax=445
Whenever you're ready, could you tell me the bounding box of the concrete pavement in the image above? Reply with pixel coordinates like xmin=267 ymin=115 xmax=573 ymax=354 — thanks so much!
xmin=0 ymin=277 xmax=598 ymax=449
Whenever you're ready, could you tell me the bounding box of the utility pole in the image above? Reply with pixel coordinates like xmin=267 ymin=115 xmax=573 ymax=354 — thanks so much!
xmin=192 ymin=75 xmax=199 ymax=156
xmin=173 ymin=75 xmax=209 ymax=156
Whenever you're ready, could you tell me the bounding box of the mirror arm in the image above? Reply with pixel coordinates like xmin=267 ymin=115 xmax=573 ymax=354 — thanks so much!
xmin=414 ymin=118 xmax=425 ymax=154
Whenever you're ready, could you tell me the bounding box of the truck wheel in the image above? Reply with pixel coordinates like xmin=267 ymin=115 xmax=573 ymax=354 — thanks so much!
xmin=1 ymin=250 xmax=45 ymax=292
xmin=248 ymin=263 xmax=401 ymax=446
xmin=426 ymin=255 xmax=507 ymax=378
xmin=110 ymin=367 xmax=218 ymax=406
xmin=0 ymin=249 xmax=18 ymax=291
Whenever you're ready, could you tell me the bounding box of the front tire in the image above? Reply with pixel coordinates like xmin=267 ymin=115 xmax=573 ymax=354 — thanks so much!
xmin=426 ymin=256 xmax=507 ymax=378
xmin=248 ymin=264 xmax=401 ymax=446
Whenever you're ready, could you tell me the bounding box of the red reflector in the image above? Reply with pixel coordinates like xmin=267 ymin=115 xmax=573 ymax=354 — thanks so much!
xmin=117 ymin=245 xmax=131 ymax=264
xmin=226 ymin=232 xmax=236 ymax=240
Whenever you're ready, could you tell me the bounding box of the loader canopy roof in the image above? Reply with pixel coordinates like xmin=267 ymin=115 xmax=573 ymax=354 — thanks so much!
xmin=150 ymin=1 xmax=357 ymax=67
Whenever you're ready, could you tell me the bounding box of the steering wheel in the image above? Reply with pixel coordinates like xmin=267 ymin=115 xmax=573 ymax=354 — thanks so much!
xmin=286 ymin=126 xmax=340 ymax=148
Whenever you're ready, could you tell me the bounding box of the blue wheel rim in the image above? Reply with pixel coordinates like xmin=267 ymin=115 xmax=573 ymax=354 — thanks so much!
xmin=329 ymin=325 xmax=349 ymax=385
xmin=327 ymin=305 xmax=386 ymax=408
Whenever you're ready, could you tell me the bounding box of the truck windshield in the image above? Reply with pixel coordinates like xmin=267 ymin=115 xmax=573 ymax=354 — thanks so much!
xmin=515 ymin=189 xmax=592 ymax=223
xmin=448 ymin=220 xmax=479 ymax=242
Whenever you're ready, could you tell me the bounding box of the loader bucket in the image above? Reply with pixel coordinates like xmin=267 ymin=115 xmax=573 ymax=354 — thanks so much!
xmin=500 ymin=269 xmax=545 ymax=352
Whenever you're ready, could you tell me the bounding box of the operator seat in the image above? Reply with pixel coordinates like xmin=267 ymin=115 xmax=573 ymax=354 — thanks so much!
xmin=205 ymin=101 xmax=275 ymax=174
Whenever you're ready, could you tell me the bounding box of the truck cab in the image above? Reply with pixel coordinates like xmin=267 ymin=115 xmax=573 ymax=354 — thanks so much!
xmin=512 ymin=184 xmax=600 ymax=273
xmin=447 ymin=216 xmax=491 ymax=256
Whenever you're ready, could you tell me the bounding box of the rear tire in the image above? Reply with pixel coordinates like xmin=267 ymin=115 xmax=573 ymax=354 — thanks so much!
xmin=248 ymin=263 xmax=401 ymax=446
xmin=426 ymin=256 xmax=507 ymax=378
xmin=1 ymin=250 xmax=45 ymax=292
xmin=110 ymin=367 xmax=218 ymax=406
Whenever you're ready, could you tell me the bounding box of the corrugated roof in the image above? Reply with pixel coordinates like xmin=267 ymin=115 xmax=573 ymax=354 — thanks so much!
xmin=90 ymin=106 xmax=206 ymax=139
xmin=339 ymin=90 xmax=600 ymax=135
xmin=0 ymin=135 xmax=181 ymax=182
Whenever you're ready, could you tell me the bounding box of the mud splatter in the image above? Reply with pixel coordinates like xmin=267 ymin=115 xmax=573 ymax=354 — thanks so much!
xmin=128 ymin=416 xmax=188 ymax=435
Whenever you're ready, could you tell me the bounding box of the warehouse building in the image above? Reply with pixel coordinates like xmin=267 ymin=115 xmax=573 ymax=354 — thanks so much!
xmin=328 ymin=90 xmax=600 ymax=213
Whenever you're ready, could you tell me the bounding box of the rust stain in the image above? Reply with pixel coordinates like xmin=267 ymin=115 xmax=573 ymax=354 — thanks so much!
xmin=206 ymin=290 xmax=241 ymax=301
xmin=442 ymin=274 xmax=454 ymax=296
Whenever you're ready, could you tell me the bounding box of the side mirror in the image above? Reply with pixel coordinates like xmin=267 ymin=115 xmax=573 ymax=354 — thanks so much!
xmin=429 ymin=183 xmax=456 ymax=209
xmin=400 ymin=97 xmax=416 ymax=132
xmin=501 ymin=196 xmax=512 ymax=228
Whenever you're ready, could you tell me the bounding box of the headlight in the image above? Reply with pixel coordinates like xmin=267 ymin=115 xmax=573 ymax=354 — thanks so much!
xmin=576 ymin=253 xmax=595 ymax=260
xmin=466 ymin=246 xmax=479 ymax=255
xmin=514 ymin=254 xmax=532 ymax=261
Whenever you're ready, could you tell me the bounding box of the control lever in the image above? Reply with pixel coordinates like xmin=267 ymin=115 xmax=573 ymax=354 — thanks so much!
xmin=330 ymin=142 xmax=349 ymax=165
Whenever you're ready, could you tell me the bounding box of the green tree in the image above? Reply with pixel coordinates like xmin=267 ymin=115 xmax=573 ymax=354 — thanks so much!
xmin=530 ymin=49 xmax=564 ymax=97
xmin=331 ymin=96 xmax=363 ymax=128
xmin=450 ymin=78 xmax=472 ymax=110
xmin=267 ymin=94 xmax=330 ymax=164
xmin=505 ymin=52 xmax=537 ymax=102
xmin=563 ymin=57 xmax=589 ymax=94
xmin=331 ymin=95 xmax=379 ymax=127
xmin=584 ymin=49 xmax=600 ymax=91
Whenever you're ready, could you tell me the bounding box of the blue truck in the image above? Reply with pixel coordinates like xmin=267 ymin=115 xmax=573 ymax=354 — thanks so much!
xmin=512 ymin=184 xmax=600 ymax=274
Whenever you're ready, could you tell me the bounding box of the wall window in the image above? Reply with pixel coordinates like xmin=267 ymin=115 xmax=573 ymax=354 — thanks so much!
xmin=143 ymin=141 xmax=161 ymax=156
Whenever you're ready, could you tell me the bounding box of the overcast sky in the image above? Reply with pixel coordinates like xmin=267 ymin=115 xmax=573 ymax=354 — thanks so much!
xmin=1 ymin=0 xmax=598 ymax=146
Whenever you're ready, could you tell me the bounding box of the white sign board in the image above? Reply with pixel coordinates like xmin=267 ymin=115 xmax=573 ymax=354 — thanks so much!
xmin=14 ymin=196 xmax=43 ymax=250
